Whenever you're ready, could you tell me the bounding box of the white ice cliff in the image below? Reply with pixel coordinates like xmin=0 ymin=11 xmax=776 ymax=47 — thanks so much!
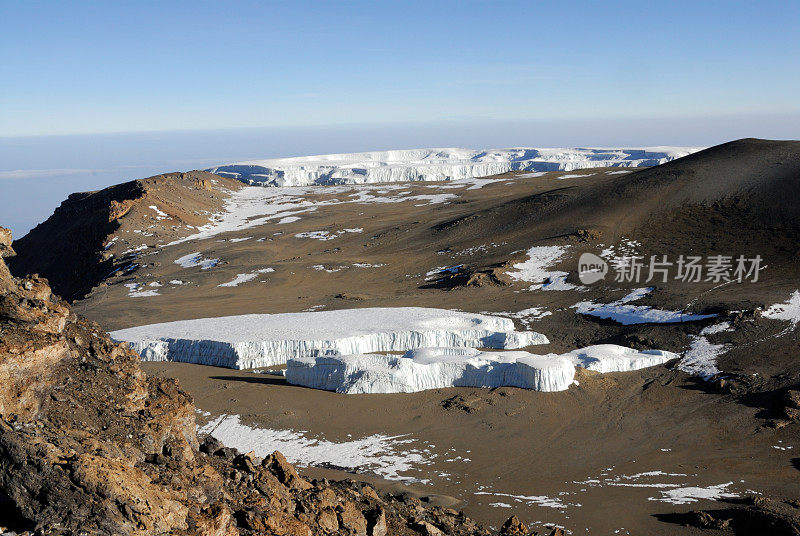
xmin=284 ymin=344 xmax=678 ymax=394
xmin=110 ymin=307 xmax=548 ymax=369
xmin=207 ymin=147 xmax=703 ymax=187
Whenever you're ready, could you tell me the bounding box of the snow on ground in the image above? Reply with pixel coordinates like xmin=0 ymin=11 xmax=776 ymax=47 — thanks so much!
xmin=762 ymin=290 xmax=800 ymax=326
xmin=218 ymin=268 xmax=274 ymax=288
xmin=311 ymin=265 xmax=345 ymax=273
xmin=474 ymin=491 xmax=573 ymax=510
xmin=678 ymin=322 xmax=733 ymax=379
xmin=286 ymin=348 xmax=576 ymax=394
xmin=573 ymin=288 xmax=717 ymax=325
xmin=218 ymin=273 xmax=259 ymax=287
xmin=124 ymin=283 xmax=160 ymax=298
xmin=207 ymin=147 xmax=702 ymax=187
xmin=121 ymin=244 xmax=149 ymax=255
xmin=506 ymin=246 xmax=579 ymax=291
xmin=295 ymin=228 xmax=362 ymax=241
xmin=648 ymin=482 xmax=738 ymax=505
xmin=174 ymin=252 xmax=220 ymax=270
xmin=285 ymin=344 xmax=676 ymax=394
xmin=111 ymin=307 xmax=549 ymax=369
xmin=200 ymin=414 xmax=435 ymax=482
xmin=425 ymin=265 xmax=462 ymax=281
xmin=574 ymin=469 xmax=742 ymax=506
xmin=556 ymin=173 xmax=595 ymax=180
xmin=599 ymin=238 xmax=641 ymax=260
xmin=499 ymin=307 xmax=553 ymax=322
xmin=165 ymin=182 xmax=461 ymax=246
xmin=295 ymin=231 xmax=335 ymax=240
xmin=149 ymin=205 xmax=168 ymax=219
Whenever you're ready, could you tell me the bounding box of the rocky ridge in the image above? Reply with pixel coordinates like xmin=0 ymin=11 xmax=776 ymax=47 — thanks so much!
xmin=9 ymin=171 xmax=241 ymax=301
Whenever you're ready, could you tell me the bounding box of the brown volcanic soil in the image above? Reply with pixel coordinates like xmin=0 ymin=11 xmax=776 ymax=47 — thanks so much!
xmin=144 ymin=357 xmax=800 ymax=535
xmin=9 ymin=170 xmax=243 ymax=301
xmin=8 ymin=138 xmax=800 ymax=534
xmin=1 ymin=227 xmax=512 ymax=536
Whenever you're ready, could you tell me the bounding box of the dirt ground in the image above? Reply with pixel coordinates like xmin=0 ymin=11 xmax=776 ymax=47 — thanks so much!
xmin=16 ymin=138 xmax=800 ymax=534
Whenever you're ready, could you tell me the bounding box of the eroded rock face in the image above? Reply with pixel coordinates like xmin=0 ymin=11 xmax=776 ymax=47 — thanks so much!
xmin=8 ymin=171 xmax=242 ymax=301
xmin=0 ymin=226 xmax=509 ymax=535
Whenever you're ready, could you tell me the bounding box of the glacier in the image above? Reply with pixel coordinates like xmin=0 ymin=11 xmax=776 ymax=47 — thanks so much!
xmin=285 ymin=348 xmax=576 ymax=394
xmin=284 ymin=344 xmax=678 ymax=394
xmin=110 ymin=307 xmax=549 ymax=369
xmin=563 ymin=344 xmax=677 ymax=373
xmin=206 ymin=147 xmax=703 ymax=187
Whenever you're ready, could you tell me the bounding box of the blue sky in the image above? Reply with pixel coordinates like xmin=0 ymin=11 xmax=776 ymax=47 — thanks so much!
xmin=2 ymin=0 xmax=799 ymax=136
xmin=1 ymin=0 xmax=799 ymax=238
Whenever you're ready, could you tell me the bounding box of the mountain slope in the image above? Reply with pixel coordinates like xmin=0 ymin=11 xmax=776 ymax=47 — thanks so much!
xmin=9 ymin=171 xmax=241 ymax=301
xmin=4 ymin=138 xmax=800 ymax=534
xmin=1 ymin=227 xmax=513 ymax=535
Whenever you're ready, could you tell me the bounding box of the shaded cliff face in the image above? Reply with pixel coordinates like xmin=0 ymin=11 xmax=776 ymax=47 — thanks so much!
xmin=0 ymin=228 xmax=511 ymax=536
xmin=8 ymin=171 xmax=242 ymax=301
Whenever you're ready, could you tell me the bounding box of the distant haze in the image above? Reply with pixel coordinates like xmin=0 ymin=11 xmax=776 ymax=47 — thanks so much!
xmin=2 ymin=114 xmax=799 ymax=238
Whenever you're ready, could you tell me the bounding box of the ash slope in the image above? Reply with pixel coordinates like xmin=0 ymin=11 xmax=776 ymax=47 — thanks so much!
xmin=0 ymin=228 xmax=517 ymax=535
xmin=208 ymin=146 xmax=702 ymax=186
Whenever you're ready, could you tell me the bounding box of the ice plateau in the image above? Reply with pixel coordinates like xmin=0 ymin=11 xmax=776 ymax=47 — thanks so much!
xmin=207 ymin=147 xmax=702 ymax=187
xmin=110 ymin=307 xmax=549 ymax=369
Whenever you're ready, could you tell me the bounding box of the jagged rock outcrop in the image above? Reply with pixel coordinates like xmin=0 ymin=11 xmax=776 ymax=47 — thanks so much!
xmin=669 ymin=497 xmax=800 ymax=536
xmin=0 ymin=226 xmax=516 ymax=535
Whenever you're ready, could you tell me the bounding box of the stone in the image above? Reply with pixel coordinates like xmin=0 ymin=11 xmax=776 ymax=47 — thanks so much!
xmin=499 ymin=515 xmax=528 ymax=536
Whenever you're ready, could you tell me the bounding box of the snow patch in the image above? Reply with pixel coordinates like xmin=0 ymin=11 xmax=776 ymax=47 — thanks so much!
xmin=762 ymin=290 xmax=800 ymax=326
xmin=218 ymin=268 xmax=275 ymax=287
xmin=200 ymin=414 xmax=434 ymax=483
xmin=573 ymin=288 xmax=716 ymax=325
xmin=506 ymin=246 xmax=579 ymax=291
xmin=149 ymin=205 xmax=168 ymax=219
xmin=649 ymin=482 xmax=738 ymax=505
xmin=124 ymin=283 xmax=160 ymax=298
xmin=679 ymin=334 xmax=729 ymax=379
xmin=174 ymin=252 xmax=220 ymax=270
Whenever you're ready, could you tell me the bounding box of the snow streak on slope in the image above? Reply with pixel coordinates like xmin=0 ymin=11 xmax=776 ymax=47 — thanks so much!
xmin=762 ymin=290 xmax=800 ymax=326
xmin=166 ymin=184 xmax=456 ymax=246
xmin=678 ymin=323 xmax=732 ymax=379
xmin=506 ymin=245 xmax=579 ymax=291
xmin=573 ymin=288 xmax=717 ymax=325
xmin=111 ymin=307 xmax=548 ymax=369
xmin=207 ymin=147 xmax=702 ymax=187
xmin=200 ymin=414 xmax=434 ymax=482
